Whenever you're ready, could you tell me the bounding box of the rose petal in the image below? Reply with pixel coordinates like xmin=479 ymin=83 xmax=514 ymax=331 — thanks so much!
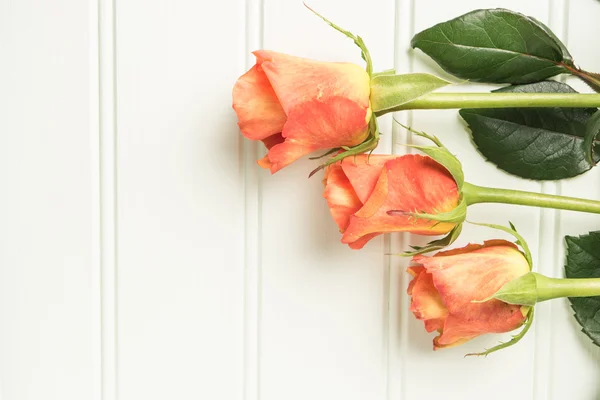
xmin=260 ymin=139 xmax=315 ymax=173
xmin=413 ymin=240 xmax=530 ymax=318
xmin=261 ymin=133 xmax=285 ymax=150
xmin=232 ymin=64 xmax=287 ymax=140
xmin=342 ymin=155 xmax=459 ymax=249
xmin=407 ymin=267 xmax=449 ymax=331
xmin=340 ymin=154 xmax=395 ymax=204
xmin=255 ymin=50 xmax=370 ymax=114
xmin=282 ymin=96 xmax=370 ymax=149
xmin=412 ymin=240 xmax=530 ymax=346
xmin=323 ymin=164 xmax=363 ymax=232
xmin=261 ymin=97 xmax=370 ymax=173
xmin=433 ymin=333 xmax=472 ymax=350
xmin=346 ymin=232 xmax=381 ymax=250
xmin=435 ymin=305 xmax=526 ymax=347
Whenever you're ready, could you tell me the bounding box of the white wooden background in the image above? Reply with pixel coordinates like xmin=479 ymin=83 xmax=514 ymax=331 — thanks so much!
xmin=2 ymin=0 xmax=600 ymax=399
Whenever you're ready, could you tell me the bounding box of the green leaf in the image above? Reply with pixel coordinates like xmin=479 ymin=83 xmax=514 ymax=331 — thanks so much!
xmin=565 ymin=231 xmax=600 ymax=347
xmin=583 ymin=111 xmax=600 ymax=164
xmin=411 ymin=8 xmax=573 ymax=84
xmin=371 ymin=73 xmax=451 ymax=114
xmin=527 ymin=16 xmax=573 ymax=65
xmin=459 ymin=81 xmax=599 ymax=180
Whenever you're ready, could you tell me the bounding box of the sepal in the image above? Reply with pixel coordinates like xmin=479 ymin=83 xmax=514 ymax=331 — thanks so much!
xmin=468 ymin=221 xmax=533 ymax=269
xmin=394 ymin=224 xmax=463 ymax=257
xmin=388 ymin=196 xmax=467 ymax=225
xmin=370 ymin=73 xmax=451 ymax=115
xmin=309 ymin=117 xmax=380 ymax=177
xmin=488 ymin=272 xmax=539 ymax=306
xmin=304 ymin=3 xmax=373 ymax=76
xmin=404 ymin=128 xmax=464 ymax=190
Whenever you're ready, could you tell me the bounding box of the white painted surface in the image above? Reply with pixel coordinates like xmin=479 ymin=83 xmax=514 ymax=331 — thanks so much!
xmin=1 ymin=0 xmax=600 ymax=399
xmin=0 ymin=1 xmax=95 ymax=399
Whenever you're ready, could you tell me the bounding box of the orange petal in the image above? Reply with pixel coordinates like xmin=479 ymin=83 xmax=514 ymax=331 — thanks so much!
xmin=341 ymin=154 xmax=395 ymax=204
xmin=346 ymin=232 xmax=382 ymax=250
xmin=247 ymin=51 xmax=372 ymax=172
xmin=413 ymin=241 xmax=530 ymax=317
xmin=433 ymin=332 xmax=473 ymax=350
xmin=323 ymin=164 xmax=363 ymax=232
xmin=407 ymin=267 xmax=449 ymax=330
xmin=341 ymin=155 xmax=459 ymax=248
xmin=255 ymin=50 xmax=370 ymax=114
xmin=261 ymin=133 xmax=285 ymax=150
xmin=257 ymin=134 xmax=285 ymax=170
xmin=232 ymin=64 xmax=287 ymax=140
xmin=261 ymin=139 xmax=315 ymax=173
xmin=425 ymin=319 xmax=446 ymax=334
xmin=407 ymin=266 xmax=423 ymax=295
xmin=435 ymin=305 xmax=526 ymax=347
xmin=432 ymin=239 xmax=516 ymax=258
xmin=413 ymin=241 xmax=530 ymax=346
xmin=282 ymin=97 xmax=370 ymax=149
xmin=353 ymin=164 xmax=389 ymax=220
xmin=260 ymin=97 xmax=370 ymax=173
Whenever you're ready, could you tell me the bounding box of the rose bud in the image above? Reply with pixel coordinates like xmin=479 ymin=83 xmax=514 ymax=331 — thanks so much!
xmin=322 ymin=154 xmax=461 ymax=249
xmin=233 ymin=50 xmax=372 ymax=173
xmin=407 ymin=240 xmax=531 ymax=351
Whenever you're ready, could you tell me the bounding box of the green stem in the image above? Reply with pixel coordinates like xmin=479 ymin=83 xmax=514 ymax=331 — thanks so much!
xmin=535 ymin=274 xmax=600 ymax=301
xmin=391 ymin=92 xmax=600 ymax=111
xmin=463 ymin=182 xmax=600 ymax=214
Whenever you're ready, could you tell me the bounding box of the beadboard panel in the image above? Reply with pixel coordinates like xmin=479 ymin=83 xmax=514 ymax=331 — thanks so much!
xmin=398 ymin=3 xmax=547 ymax=399
xmin=551 ymin=1 xmax=600 ymax=399
xmin=114 ymin=0 xmax=246 ymax=399
xmin=259 ymin=1 xmax=395 ymax=399
xmin=0 ymin=0 xmax=96 ymax=399
xmin=2 ymin=1 xmax=600 ymax=400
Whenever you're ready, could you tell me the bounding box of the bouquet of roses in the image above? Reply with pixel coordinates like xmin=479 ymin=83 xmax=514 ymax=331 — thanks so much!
xmin=232 ymin=5 xmax=600 ymax=355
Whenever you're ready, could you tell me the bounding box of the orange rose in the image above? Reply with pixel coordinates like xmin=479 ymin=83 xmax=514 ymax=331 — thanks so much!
xmin=232 ymin=50 xmax=372 ymax=173
xmin=322 ymin=154 xmax=460 ymax=249
xmin=408 ymin=240 xmax=531 ymax=350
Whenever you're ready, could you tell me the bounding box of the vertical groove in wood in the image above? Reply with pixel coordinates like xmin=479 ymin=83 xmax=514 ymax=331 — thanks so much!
xmin=548 ymin=4 xmax=569 ymax=400
xmin=386 ymin=0 xmax=415 ymax=398
xmin=90 ymin=0 xmax=102 ymax=398
xmin=243 ymin=0 xmax=263 ymax=399
xmin=99 ymin=0 xmax=118 ymax=398
xmin=381 ymin=0 xmax=396 ymax=397
xmin=532 ymin=3 xmax=567 ymax=399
